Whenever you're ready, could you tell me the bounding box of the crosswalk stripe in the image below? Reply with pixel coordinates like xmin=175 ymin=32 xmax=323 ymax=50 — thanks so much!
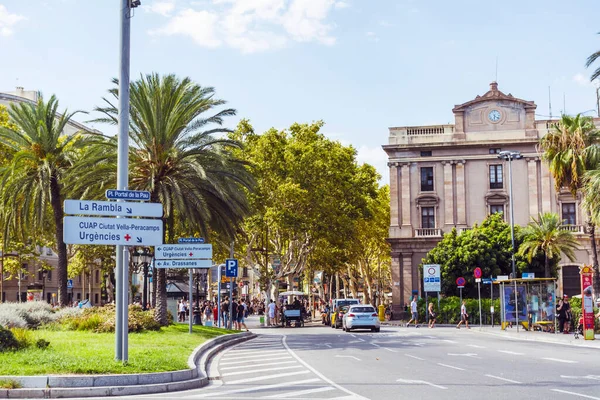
xmin=221 ymin=365 xmax=303 ymax=377
xmin=226 ymin=370 xmax=310 ymax=385
xmin=220 ymin=360 xmax=297 ymax=371
xmin=220 ymin=356 xmax=293 ymax=366
xmin=263 ymin=386 xmax=336 ymax=398
xmin=193 ymin=378 xmax=321 ymax=398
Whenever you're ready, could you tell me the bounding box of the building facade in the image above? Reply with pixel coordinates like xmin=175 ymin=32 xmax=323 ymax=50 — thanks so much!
xmin=383 ymin=82 xmax=597 ymax=314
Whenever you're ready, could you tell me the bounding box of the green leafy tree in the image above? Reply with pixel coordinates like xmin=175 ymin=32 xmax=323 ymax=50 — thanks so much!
xmin=0 ymin=94 xmax=95 ymax=306
xmin=91 ymin=73 xmax=253 ymax=325
xmin=540 ymin=113 xmax=600 ymax=293
xmin=517 ymin=212 xmax=579 ymax=278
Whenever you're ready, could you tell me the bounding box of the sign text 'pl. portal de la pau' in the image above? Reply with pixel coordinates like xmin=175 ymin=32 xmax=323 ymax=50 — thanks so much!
xmin=382 ymin=82 xmax=600 ymax=314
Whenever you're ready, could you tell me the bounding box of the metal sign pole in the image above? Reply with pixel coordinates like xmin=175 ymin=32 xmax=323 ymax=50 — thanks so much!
xmin=115 ymin=0 xmax=132 ymax=362
xmin=189 ymin=269 xmax=193 ymax=333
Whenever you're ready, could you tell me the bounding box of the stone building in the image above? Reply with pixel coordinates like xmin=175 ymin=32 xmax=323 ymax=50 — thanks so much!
xmin=383 ymin=82 xmax=598 ymax=314
xmin=0 ymin=88 xmax=105 ymax=305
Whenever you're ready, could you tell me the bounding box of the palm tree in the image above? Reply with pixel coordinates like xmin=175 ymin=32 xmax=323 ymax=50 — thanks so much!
xmin=539 ymin=113 xmax=600 ymax=291
xmin=91 ymin=73 xmax=254 ymax=325
xmin=0 ymin=94 xmax=93 ymax=306
xmin=517 ymin=213 xmax=579 ymax=278
xmin=586 ymin=34 xmax=600 ymax=82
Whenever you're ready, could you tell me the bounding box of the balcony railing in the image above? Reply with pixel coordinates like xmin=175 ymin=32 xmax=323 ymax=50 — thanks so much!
xmin=415 ymin=228 xmax=442 ymax=237
xmin=560 ymin=225 xmax=585 ymax=234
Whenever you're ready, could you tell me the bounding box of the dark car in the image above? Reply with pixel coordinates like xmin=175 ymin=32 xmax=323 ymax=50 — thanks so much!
xmin=332 ymin=305 xmax=349 ymax=329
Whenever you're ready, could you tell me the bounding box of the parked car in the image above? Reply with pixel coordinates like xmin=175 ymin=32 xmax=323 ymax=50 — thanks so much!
xmin=332 ymin=305 xmax=350 ymax=329
xmin=343 ymin=305 xmax=380 ymax=332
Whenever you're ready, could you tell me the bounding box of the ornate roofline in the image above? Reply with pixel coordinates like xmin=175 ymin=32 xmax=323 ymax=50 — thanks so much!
xmin=452 ymin=81 xmax=536 ymax=113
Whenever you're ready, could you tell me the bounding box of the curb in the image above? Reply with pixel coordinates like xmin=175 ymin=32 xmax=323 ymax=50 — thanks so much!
xmin=0 ymin=331 xmax=255 ymax=398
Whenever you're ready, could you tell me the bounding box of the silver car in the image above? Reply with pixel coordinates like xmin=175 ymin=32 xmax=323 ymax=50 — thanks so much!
xmin=342 ymin=305 xmax=380 ymax=332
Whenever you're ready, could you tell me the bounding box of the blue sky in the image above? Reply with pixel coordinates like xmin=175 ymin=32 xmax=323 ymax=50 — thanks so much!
xmin=1 ymin=0 xmax=600 ymax=184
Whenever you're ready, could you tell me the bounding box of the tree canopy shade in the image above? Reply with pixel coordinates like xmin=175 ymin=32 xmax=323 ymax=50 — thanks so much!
xmin=0 ymin=94 xmax=97 ymax=306
xmin=91 ymin=73 xmax=254 ymax=324
xmin=517 ymin=213 xmax=579 ymax=278
xmin=539 ymin=113 xmax=600 ymax=294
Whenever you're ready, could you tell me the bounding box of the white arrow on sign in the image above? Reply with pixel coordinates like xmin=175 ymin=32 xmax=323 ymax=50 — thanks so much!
xmin=63 ymin=216 xmax=163 ymax=246
xmin=155 ymin=244 xmax=212 ymax=260
xmin=155 ymin=259 xmax=212 ymax=269
xmin=64 ymin=199 xmax=162 ymax=218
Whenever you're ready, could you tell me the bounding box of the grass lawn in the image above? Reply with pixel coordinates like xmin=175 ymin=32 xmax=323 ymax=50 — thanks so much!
xmin=0 ymin=324 xmax=235 ymax=375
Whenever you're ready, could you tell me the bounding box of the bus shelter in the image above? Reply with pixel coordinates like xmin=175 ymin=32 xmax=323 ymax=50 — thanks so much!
xmin=498 ymin=278 xmax=557 ymax=332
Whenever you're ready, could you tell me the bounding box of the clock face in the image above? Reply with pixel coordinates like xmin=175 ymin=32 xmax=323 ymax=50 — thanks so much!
xmin=488 ymin=110 xmax=501 ymax=122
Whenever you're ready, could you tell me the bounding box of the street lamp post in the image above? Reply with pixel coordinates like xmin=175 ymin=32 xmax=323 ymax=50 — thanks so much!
xmin=132 ymin=247 xmax=153 ymax=311
xmin=498 ymin=150 xmax=523 ymax=331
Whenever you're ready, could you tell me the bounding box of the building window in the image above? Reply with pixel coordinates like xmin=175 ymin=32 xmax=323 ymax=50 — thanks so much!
xmin=420 ymin=167 xmax=434 ymax=191
xmin=420 ymin=151 xmax=432 ymax=157
xmin=489 ymin=165 xmax=503 ymax=189
xmin=490 ymin=204 xmax=504 ymax=215
xmin=421 ymin=207 xmax=435 ymax=229
xmin=489 ymin=148 xmax=501 ymax=154
xmin=562 ymin=203 xmax=576 ymax=225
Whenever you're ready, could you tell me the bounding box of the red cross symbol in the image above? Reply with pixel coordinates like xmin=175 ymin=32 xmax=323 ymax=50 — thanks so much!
xmin=124 ymin=234 xmax=131 ymax=242
xmin=189 ymin=252 xmax=193 ymax=257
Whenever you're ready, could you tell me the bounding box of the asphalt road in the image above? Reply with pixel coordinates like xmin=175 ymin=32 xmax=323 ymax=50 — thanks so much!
xmin=110 ymin=321 xmax=600 ymax=400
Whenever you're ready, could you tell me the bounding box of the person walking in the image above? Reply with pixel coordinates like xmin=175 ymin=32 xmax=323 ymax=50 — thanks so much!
xmin=428 ymin=302 xmax=437 ymax=328
xmin=456 ymin=300 xmax=470 ymax=329
xmin=406 ymin=296 xmax=419 ymax=327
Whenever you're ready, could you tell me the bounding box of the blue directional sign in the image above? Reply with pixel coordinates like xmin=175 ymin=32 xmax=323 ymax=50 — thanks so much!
xmin=178 ymin=237 xmax=205 ymax=244
xmin=225 ymin=258 xmax=238 ymax=278
xmin=105 ymin=189 xmax=151 ymax=201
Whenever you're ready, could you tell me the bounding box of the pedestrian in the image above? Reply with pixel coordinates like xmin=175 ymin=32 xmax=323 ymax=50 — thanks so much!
xmin=428 ymin=302 xmax=436 ymax=328
xmin=267 ymin=299 xmax=276 ymax=327
xmin=406 ymin=296 xmax=419 ymax=327
xmin=456 ymin=300 xmax=470 ymax=329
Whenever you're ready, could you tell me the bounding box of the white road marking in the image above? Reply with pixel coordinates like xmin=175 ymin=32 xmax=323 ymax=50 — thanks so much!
xmin=220 ymin=356 xmax=293 ymax=366
xmin=542 ymin=357 xmax=578 ymax=364
xmin=560 ymin=375 xmax=600 ymax=381
xmin=221 ymin=351 xmax=287 ymax=361
xmin=485 ymin=374 xmax=522 ymax=384
xmin=437 ymin=363 xmax=465 ymax=371
xmin=226 ymin=370 xmax=310 ymax=385
xmin=405 ymin=354 xmax=425 ymax=361
xmin=220 ymin=360 xmax=297 ymax=371
xmin=335 ymin=355 xmax=361 ymax=361
xmin=282 ymin=336 xmax=369 ymax=399
xmin=221 ymin=365 xmax=303 ymax=377
xmin=467 ymin=344 xmax=485 ymax=349
xmin=551 ymin=389 xmax=600 ymax=399
xmin=264 ymin=386 xmax=336 ymax=398
xmin=193 ymin=378 xmax=321 ymax=398
xmin=383 ymin=347 xmax=398 ymax=353
xmin=497 ymin=350 xmax=524 ymax=355
xmin=397 ymin=378 xmax=447 ymax=390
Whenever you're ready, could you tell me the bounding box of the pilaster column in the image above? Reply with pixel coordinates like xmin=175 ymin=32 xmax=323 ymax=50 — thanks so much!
xmin=402 ymin=253 xmax=413 ymax=305
xmin=456 ymin=161 xmax=466 ymax=225
xmin=401 ymin=164 xmax=411 ymax=227
xmin=389 ymin=163 xmax=399 ymax=227
xmin=541 ymin=161 xmax=552 ymax=213
xmin=527 ymin=158 xmax=539 ymax=218
xmin=443 ymin=161 xmax=454 ymax=225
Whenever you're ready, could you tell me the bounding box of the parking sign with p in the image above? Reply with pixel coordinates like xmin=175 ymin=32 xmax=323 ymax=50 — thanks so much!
xmin=225 ymin=258 xmax=238 ymax=278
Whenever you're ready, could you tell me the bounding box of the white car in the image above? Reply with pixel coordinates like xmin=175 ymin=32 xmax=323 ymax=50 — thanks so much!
xmin=342 ymin=305 xmax=380 ymax=332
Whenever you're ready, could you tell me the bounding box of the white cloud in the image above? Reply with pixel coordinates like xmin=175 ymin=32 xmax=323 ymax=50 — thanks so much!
xmin=0 ymin=4 xmax=25 ymax=37
xmin=150 ymin=0 xmax=340 ymax=53
xmin=147 ymin=0 xmax=176 ymax=16
xmin=573 ymin=73 xmax=598 ymax=88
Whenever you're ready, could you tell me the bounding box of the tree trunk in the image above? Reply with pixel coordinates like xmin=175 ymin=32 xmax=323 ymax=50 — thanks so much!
xmin=49 ymin=174 xmax=67 ymax=306
xmin=587 ymin=214 xmax=600 ymax=297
